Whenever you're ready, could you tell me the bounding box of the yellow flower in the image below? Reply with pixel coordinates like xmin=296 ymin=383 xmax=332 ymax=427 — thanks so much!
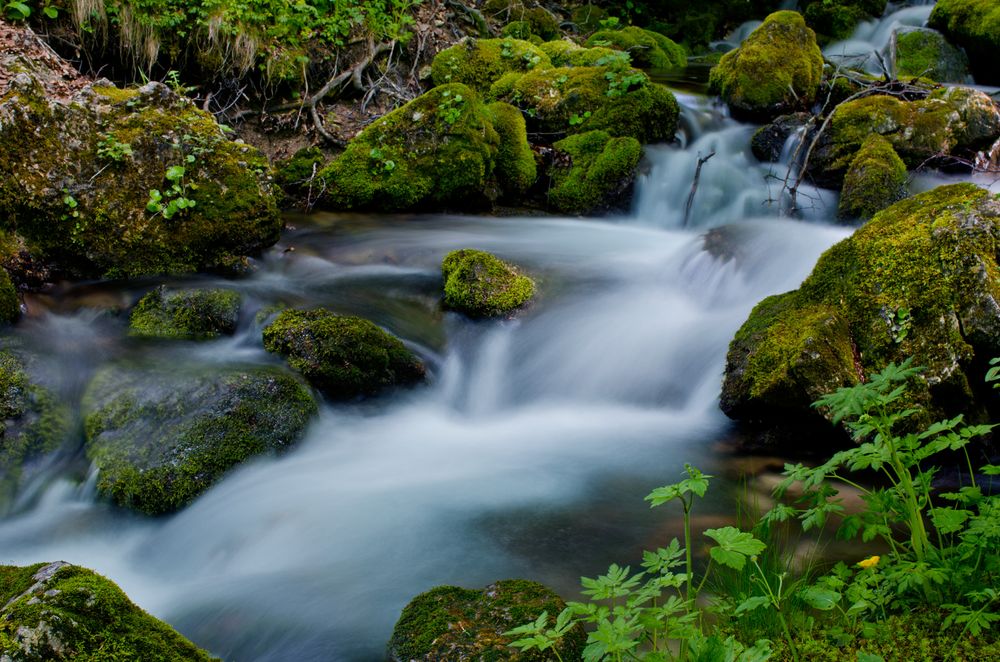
xmin=857 ymin=555 xmax=880 ymax=569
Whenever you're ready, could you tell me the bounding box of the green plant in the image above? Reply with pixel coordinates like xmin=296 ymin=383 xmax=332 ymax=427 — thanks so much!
xmin=146 ymin=165 xmax=197 ymax=220
xmin=3 ymin=1 xmax=29 ymax=20
xmin=569 ymin=111 xmax=591 ymax=127
xmin=97 ymin=134 xmax=134 ymax=162
xmin=437 ymin=89 xmax=466 ymax=125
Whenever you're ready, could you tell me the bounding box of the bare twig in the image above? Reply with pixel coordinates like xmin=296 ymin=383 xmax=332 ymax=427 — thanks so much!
xmin=683 ymin=150 xmax=716 ymax=227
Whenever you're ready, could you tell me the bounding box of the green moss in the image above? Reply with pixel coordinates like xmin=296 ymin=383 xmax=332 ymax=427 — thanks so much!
xmin=319 ymin=84 xmax=502 ymax=211
xmin=388 ymin=579 xmax=586 ymax=662
xmin=571 ymin=4 xmax=606 ymax=33
xmin=442 ymin=249 xmax=535 ymax=318
xmin=708 ymin=11 xmax=824 ymax=121
xmin=501 ymin=20 xmax=533 ymax=40
xmin=538 ymin=40 xmax=620 ymax=67
xmin=548 ymin=130 xmax=642 ymax=215
xmin=129 ymin=286 xmax=242 ymax=339
xmin=0 ymin=267 xmax=18 ymax=324
xmin=929 ymin=0 xmax=1000 ymax=85
xmin=486 ymin=102 xmax=537 ymax=197
xmin=524 ymin=7 xmax=560 ymax=41
xmin=83 ymin=364 xmax=317 ymax=515
xmin=802 ymin=0 xmax=887 ymax=41
xmin=0 ymin=562 xmax=217 ymax=660
xmin=838 ymin=134 xmax=908 ymax=221
xmin=430 ymin=38 xmax=551 ymax=93
xmin=893 ymin=28 xmax=970 ymax=82
xmin=275 ymin=146 xmax=326 ymax=195
xmin=586 ymin=26 xmax=687 ymax=69
xmin=262 ymin=308 xmax=425 ymax=398
xmin=91 ymin=85 xmax=141 ymax=104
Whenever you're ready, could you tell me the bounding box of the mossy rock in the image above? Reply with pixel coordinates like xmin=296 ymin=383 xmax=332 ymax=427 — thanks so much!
xmin=548 ymin=130 xmax=642 ymax=215
xmin=837 ymin=134 xmax=908 ymax=221
xmin=0 ymin=266 xmax=19 ymax=324
xmin=82 ymin=363 xmax=317 ymax=515
xmin=0 ymin=350 xmax=72 ymax=513
xmin=892 ymin=27 xmax=970 ymax=83
xmin=388 ymin=579 xmax=585 ymax=662
xmin=274 ymin=146 xmax=326 ymax=200
xmin=0 ymin=562 xmax=216 ymax=661
xmin=430 ymin=38 xmax=551 ymax=93
xmin=538 ymin=40 xmax=620 ymax=67
xmin=929 ymin=0 xmax=1000 ymax=85
xmin=319 ymin=84 xmax=502 ymax=211
xmin=571 ymin=4 xmax=606 ymax=33
xmin=0 ymin=80 xmax=281 ymax=279
xmin=129 ymin=286 xmax=241 ymax=339
xmin=262 ymin=308 xmax=425 ymax=398
xmin=810 ymin=87 xmax=1000 ymax=187
xmin=501 ymin=66 xmax=679 ymax=143
xmin=524 ymin=7 xmax=561 ymax=41
xmin=442 ymin=249 xmax=535 ymax=318
xmin=486 ymin=102 xmax=537 ymax=197
xmin=722 ymin=184 xmax=1000 ymax=433
xmin=708 ymin=11 xmax=824 ymax=122
xmin=586 ymin=26 xmax=686 ymax=69
xmin=802 ymin=0 xmax=887 ymax=41
xmin=501 ymin=20 xmax=534 ymax=40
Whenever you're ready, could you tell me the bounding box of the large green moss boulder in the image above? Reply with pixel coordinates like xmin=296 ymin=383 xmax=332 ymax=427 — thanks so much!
xmin=0 ymin=79 xmax=281 ymax=279
xmin=722 ymin=184 xmax=1000 ymax=433
xmin=538 ymin=40 xmax=619 ymax=67
xmin=586 ymin=26 xmax=686 ymax=69
xmin=802 ymin=0 xmax=887 ymax=41
xmin=430 ymin=38 xmax=551 ymax=93
xmin=486 ymin=102 xmax=537 ymax=197
xmin=83 ymin=364 xmax=317 ymax=515
xmin=892 ymin=27 xmax=970 ymax=83
xmin=500 ymin=66 xmax=679 ymax=143
xmin=0 ymin=562 xmax=216 ymax=661
xmin=262 ymin=309 xmax=425 ymax=398
xmin=548 ymin=130 xmax=643 ymax=215
xmin=319 ymin=84 xmax=505 ymax=211
xmin=0 ymin=350 xmax=72 ymax=513
xmin=442 ymin=249 xmax=535 ymax=317
xmin=809 ymin=87 xmax=1000 ymax=187
xmin=129 ymin=286 xmax=241 ymax=339
xmin=929 ymin=0 xmax=1000 ymax=85
xmin=837 ymin=134 xmax=908 ymax=221
xmin=708 ymin=11 xmax=824 ymax=121
xmin=388 ymin=579 xmax=585 ymax=662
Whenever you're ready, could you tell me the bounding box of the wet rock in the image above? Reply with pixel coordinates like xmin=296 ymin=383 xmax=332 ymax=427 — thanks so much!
xmin=891 ymin=27 xmax=970 ymax=83
xmin=585 ymin=26 xmax=686 ymax=69
xmin=128 ymin=286 xmax=241 ymax=339
xmin=442 ymin=249 xmax=535 ymax=318
xmin=750 ymin=112 xmax=811 ymax=163
xmin=547 ymin=130 xmax=642 ymax=215
xmin=837 ymin=134 xmax=908 ymax=221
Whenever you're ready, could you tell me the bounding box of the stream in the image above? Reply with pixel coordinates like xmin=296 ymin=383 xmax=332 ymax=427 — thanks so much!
xmin=1 ymin=3 xmax=997 ymax=660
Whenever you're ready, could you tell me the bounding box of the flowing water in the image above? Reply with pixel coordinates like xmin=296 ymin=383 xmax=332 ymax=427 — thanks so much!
xmin=2 ymin=4 xmax=986 ymax=659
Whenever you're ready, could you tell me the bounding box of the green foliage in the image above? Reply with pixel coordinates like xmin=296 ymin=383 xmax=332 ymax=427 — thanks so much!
xmin=585 ymin=26 xmax=686 ymax=70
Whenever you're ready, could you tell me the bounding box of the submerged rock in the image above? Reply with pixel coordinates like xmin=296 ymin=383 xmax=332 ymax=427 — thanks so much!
xmin=547 ymin=130 xmax=642 ymax=215
xmin=929 ymin=0 xmax=1000 ymax=85
xmin=708 ymin=11 xmax=824 ymax=121
xmin=262 ymin=309 xmax=425 ymax=398
xmin=431 ymin=38 xmax=551 ymax=93
xmin=722 ymin=184 xmax=1000 ymax=438
xmin=0 ymin=561 xmax=216 ymax=661
xmin=129 ymin=286 xmax=242 ymax=339
xmin=83 ymin=364 xmax=317 ymax=515
xmin=585 ymin=26 xmax=686 ymax=69
xmin=442 ymin=249 xmax=535 ymax=317
xmin=891 ymin=27 xmax=970 ymax=83
xmin=837 ymin=134 xmax=908 ymax=221
xmin=388 ymin=579 xmax=585 ymax=662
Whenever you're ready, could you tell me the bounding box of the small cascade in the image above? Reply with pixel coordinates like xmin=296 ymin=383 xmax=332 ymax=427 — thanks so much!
xmin=823 ymin=3 xmax=935 ymax=73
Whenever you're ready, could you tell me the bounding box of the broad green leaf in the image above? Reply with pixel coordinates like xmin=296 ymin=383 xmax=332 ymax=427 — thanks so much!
xmin=799 ymin=586 xmax=841 ymax=610
xmin=734 ymin=596 xmax=770 ymax=616
xmin=704 ymin=527 xmax=765 ymax=571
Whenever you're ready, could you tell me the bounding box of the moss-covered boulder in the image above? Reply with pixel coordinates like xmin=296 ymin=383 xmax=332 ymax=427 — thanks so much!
xmin=837 ymin=134 xmax=908 ymax=221
xmin=262 ymin=309 xmax=425 ymax=398
xmin=571 ymin=4 xmax=607 ymax=33
xmin=431 ymin=38 xmax=551 ymax=93
xmin=547 ymin=130 xmax=642 ymax=215
xmin=274 ymin=146 xmax=327 ymax=203
xmin=500 ymin=66 xmax=679 ymax=143
xmin=388 ymin=579 xmax=585 ymax=662
xmin=319 ymin=84 xmax=507 ymax=211
xmin=585 ymin=26 xmax=686 ymax=69
xmin=0 ymin=266 xmax=19 ymax=324
xmin=809 ymin=87 xmax=1000 ymax=187
xmin=892 ymin=27 xmax=970 ymax=83
xmin=83 ymin=364 xmax=317 ymax=515
xmin=538 ymin=40 xmax=619 ymax=67
xmin=486 ymin=102 xmax=537 ymax=197
xmin=708 ymin=11 xmax=824 ymax=122
xmin=722 ymin=184 xmax=1000 ymax=433
xmin=442 ymin=249 xmax=535 ymax=318
xmin=0 ymin=562 xmax=216 ymax=661
xmin=802 ymin=0 xmax=888 ymax=41
xmin=129 ymin=286 xmax=241 ymax=339
xmin=929 ymin=0 xmax=1000 ymax=85
xmin=0 ymin=78 xmax=281 ymax=279
xmin=0 ymin=350 xmax=72 ymax=512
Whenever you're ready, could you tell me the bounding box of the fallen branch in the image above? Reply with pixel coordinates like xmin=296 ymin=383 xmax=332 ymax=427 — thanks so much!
xmin=683 ymin=150 xmax=716 ymax=227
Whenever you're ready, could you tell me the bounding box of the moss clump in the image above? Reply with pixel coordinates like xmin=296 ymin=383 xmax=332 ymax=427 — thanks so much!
xmin=929 ymin=0 xmax=1000 ymax=85
xmin=523 ymin=7 xmax=560 ymax=41
xmin=430 ymin=38 xmax=551 ymax=93
xmin=802 ymin=0 xmax=887 ymax=41
xmin=128 ymin=286 xmax=242 ymax=339
xmin=586 ymin=26 xmax=686 ymax=69
xmin=501 ymin=20 xmax=533 ymax=40
xmin=571 ymin=4 xmax=606 ymax=33
xmin=893 ymin=27 xmax=970 ymax=83
xmin=0 ymin=80 xmax=281 ymax=279
xmin=274 ymin=146 xmax=326 ymax=197
xmin=537 ymin=40 xmax=619 ymax=67
xmin=722 ymin=184 xmax=1000 ymax=431
xmin=388 ymin=579 xmax=586 ymax=662
xmin=502 ymin=66 xmax=679 ymax=143
xmin=486 ymin=102 xmax=537 ymax=197
xmin=0 ymin=562 xmax=216 ymax=661
xmin=262 ymin=308 xmax=425 ymax=398
xmin=442 ymin=249 xmax=535 ymax=318
xmin=548 ymin=130 xmax=642 ymax=215
xmin=838 ymin=134 xmax=908 ymax=221
xmin=708 ymin=11 xmax=824 ymax=121
xmin=319 ymin=84 xmax=501 ymax=211
xmin=0 ymin=267 xmax=19 ymax=324
xmin=83 ymin=364 xmax=317 ymax=515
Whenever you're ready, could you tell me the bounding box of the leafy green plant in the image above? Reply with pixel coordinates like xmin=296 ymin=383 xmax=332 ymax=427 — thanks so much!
xmin=437 ymin=89 xmax=465 ymax=126
xmin=3 ymin=1 xmax=30 ymax=20
xmin=146 ymin=165 xmax=196 ymax=220
xmin=97 ymin=134 xmax=134 ymax=162
xmin=569 ymin=111 xmax=591 ymax=127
